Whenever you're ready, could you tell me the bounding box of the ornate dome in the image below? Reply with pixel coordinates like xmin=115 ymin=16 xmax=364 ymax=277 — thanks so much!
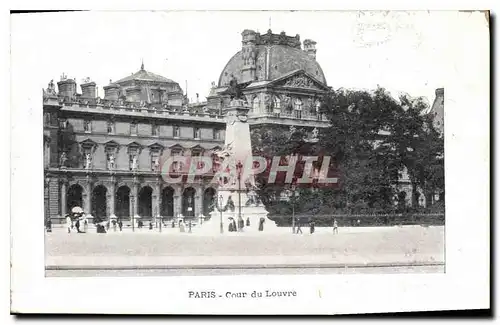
xmin=218 ymin=33 xmax=327 ymax=87
xmin=115 ymin=66 xmax=177 ymax=84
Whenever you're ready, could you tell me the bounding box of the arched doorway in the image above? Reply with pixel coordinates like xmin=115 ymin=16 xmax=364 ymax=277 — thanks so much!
xmin=115 ymin=186 xmax=130 ymax=220
xmin=161 ymin=187 xmax=174 ymax=219
xmin=92 ymin=185 xmax=107 ymax=222
xmin=67 ymin=184 xmax=84 ymax=212
xmin=182 ymin=187 xmax=196 ymax=218
xmin=203 ymin=187 xmax=216 ymax=218
xmin=138 ymin=186 xmax=153 ymax=220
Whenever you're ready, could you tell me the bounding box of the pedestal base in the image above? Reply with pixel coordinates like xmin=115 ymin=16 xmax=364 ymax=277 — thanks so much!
xmin=203 ymin=190 xmax=277 ymax=234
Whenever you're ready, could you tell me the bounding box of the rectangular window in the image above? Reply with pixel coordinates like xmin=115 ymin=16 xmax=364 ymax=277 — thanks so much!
xmin=151 ymin=153 xmax=160 ymax=171
xmin=171 ymin=149 xmax=183 ymax=172
xmin=152 ymin=123 xmax=159 ymax=136
xmin=194 ymin=127 xmax=201 ymax=139
xmin=107 ymin=121 xmax=115 ymax=134
xmin=130 ymin=122 xmax=137 ymax=135
xmin=83 ymin=119 xmax=91 ymax=133
xmin=173 ymin=126 xmax=180 ymax=138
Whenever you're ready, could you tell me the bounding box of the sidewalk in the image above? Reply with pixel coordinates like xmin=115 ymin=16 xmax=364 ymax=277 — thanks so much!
xmin=46 ymin=253 xmax=443 ymax=270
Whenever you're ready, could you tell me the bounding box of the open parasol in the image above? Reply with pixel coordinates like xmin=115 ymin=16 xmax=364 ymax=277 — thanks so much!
xmin=71 ymin=206 xmax=84 ymax=214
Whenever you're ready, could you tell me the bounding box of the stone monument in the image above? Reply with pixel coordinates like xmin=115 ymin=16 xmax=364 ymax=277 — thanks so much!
xmin=205 ymin=98 xmax=278 ymax=233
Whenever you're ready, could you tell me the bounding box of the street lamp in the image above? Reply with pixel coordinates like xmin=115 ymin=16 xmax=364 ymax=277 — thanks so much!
xmin=291 ymin=177 xmax=297 ymax=234
xmin=236 ymin=161 xmax=243 ymax=230
xmin=219 ymin=194 xmax=224 ymax=234
xmin=131 ymin=198 xmax=135 ymax=232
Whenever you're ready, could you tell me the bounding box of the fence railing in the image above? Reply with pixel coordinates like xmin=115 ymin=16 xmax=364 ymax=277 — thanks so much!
xmin=269 ymin=213 xmax=445 ymax=227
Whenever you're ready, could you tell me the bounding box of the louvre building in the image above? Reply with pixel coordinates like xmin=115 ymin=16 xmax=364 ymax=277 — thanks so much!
xmin=43 ymin=28 xmax=440 ymax=223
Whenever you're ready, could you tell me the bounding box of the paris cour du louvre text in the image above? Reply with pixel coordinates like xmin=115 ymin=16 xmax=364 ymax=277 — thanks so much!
xmin=42 ymin=28 xmax=444 ymax=225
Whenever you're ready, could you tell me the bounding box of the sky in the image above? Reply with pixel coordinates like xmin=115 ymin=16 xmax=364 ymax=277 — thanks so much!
xmin=11 ymin=11 xmax=463 ymax=107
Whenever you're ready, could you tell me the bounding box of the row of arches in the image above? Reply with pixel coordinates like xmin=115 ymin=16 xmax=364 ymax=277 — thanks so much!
xmin=66 ymin=184 xmax=217 ymax=220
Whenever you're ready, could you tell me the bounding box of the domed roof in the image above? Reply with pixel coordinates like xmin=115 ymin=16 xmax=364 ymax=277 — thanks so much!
xmin=115 ymin=63 xmax=178 ymax=84
xmin=218 ymin=44 xmax=327 ymax=87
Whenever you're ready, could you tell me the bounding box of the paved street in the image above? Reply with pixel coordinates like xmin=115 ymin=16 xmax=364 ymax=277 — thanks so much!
xmin=46 ymin=265 xmax=444 ymax=277
xmin=45 ymin=225 xmax=444 ymax=275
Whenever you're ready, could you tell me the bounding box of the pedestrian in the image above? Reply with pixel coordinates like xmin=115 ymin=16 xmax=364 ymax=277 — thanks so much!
xmin=83 ymin=218 xmax=88 ymax=233
xmin=138 ymin=220 xmax=143 ymax=229
xmin=171 ymin=219 xmax=175 ymax=228
xmin=66 ymin=214 xmax=72 ymax=234
xmin=232 ymin=219 xmax=237 ymax=232
xmin=149 ymin=221 xmax=153 ymax=230
xmin=112 ymin=219 xmax=117 ymax=232
xmin=309 ymin=219 xmax=315 ymax=234
xmin=106 ymin=221 xmax=110 ymax=231
xmin=333 ymin=218 xmax=338 ymax=234
xmin=46 ymin=219 xmax=52 ymax=233
xmin=246 ymin=217 xmax=250 ymax=227
xmin=258 ymin=217 xmax=265 ymax=232
xmin=179 ymin=220 xmax=185 ymax=232
xmin=118 ymin=219 xmax=123 ymax=231
xmin=238 ymin=216 xmax=244 ymax=232
xmin=75 ymin=217 xmax=82 ymax=233
xmin=188 ymin=221 xmax=192 ymax=233
xmin=296 ymin=218 xmax=302 ymax=234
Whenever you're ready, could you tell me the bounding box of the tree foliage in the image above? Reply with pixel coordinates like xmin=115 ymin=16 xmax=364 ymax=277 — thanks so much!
xmin=250 ymin=87 xmax=444 ymax=216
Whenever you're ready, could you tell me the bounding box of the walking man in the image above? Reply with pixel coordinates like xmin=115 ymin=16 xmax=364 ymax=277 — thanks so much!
xmin=333 ymin=218 xmax=338 ymax=235
xmin=296 ymin=217 xmax=303 ymax=234
xmin=118 ymin=219 xmax=123 ymax=232
xmin=309 ymin=218 xmax=315 ymax=234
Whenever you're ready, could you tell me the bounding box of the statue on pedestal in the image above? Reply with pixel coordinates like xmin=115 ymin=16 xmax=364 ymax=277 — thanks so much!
xmin=59 ymin=152 xmax=67 ymax=167
xmin=152 ymin=157 xmax=160 ymax=171
xmin=311 ymin=127 xmax=319 ymax=140
xmin=227 ymin=75 xmax=242 ymax=100
xmin=85 ymin=154 xmax=92 ymax=170
xmin=132 ymin=155 xmax=138 ymax=171
xmin=108 ymin=154 xmax=115 ymax=170
xmin=46 ymin=79 xmax=57 ymax=96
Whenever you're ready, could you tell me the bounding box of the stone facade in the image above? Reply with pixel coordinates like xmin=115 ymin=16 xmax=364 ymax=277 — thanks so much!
xmin=44 ymin=29 xmax=441 ymax=223
xmin=43 ymin=69 xmax=224 ymax=223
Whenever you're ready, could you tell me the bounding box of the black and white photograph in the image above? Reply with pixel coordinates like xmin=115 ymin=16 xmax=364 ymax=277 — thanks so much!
xmin=9 ymin=8 xmax=490 ymax=315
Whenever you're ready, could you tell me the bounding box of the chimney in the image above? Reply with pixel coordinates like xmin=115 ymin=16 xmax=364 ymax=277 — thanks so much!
xmin=303 ymin=39 xmax=317 ymax=60
xmin=57 ymin=76 xmax=77 ymax=98
xmin=81 ymin=80 xmax=97 ymax=98
xmin=435 ymin=88 xmax=444 ymax=96
xmin=103 ymin=80 xmax=120 ymax=100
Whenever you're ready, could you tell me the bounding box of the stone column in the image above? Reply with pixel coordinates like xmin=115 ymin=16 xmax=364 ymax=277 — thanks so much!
xmin=173 ymin=195 xmax=181 ymax=218
xmin=133 ymin=182 xmax=139 ymax=217
xmin=84 ymin=180 xmax=92 ymax=214
xmin=109 ymin=181 xmax=116 ymax=219
xmin=155 ymin=182 xmax=161 ymax=219
xmin=195 ymin=187 xmax=203 ymax=220
xmin=60 ymin=180 xmax=67 ymax=216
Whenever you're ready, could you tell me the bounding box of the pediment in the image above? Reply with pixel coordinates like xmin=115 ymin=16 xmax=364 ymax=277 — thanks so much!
xmin=272 ymin=70 xmax=329 ymax=91
xmin=148 ymin=142 xmax=165 ymax=149
xmin=127 ymin=141 xmax=142 ymax=148
xmin=80 ymin=138 xmax=97 ymax=148
xmin=169 ymin=144 xmax=185 ymax=150
xmin=190 ymin=144 xmax=205 ymax=152
xmin=104 ymin=140 xmax=119 ymax=148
